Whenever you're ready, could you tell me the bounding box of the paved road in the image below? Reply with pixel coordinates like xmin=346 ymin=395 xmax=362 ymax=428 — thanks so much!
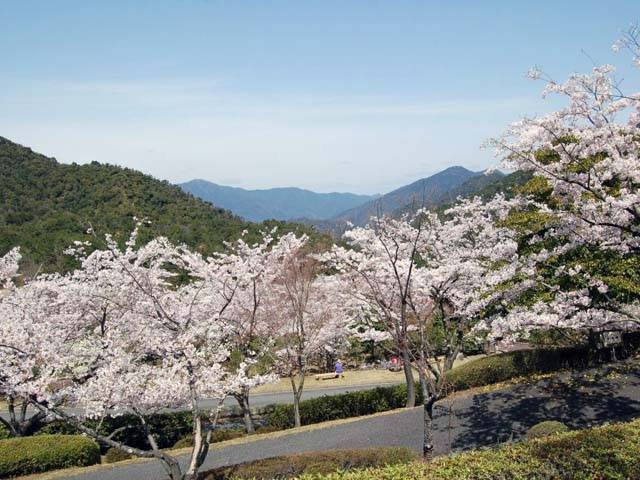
xmin=64 ymin=363 xmax=640 ymax=480
xmin=0 ymin=382 xmax=400 ymax=423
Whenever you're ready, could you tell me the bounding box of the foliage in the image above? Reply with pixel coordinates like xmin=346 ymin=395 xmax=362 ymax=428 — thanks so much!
xmin=201 ymin=447 xmax=418 ymax=479
xmin=526 ymin=420 xmax=569 ymax=439
xmin=172 ymin=435 xmax=195 ymax=449
xmin=0 ymin=136 xmax=329 ymax=273
xmin=300 ymin=418 xmax=640 ymax=480
xmin=0 ymin=229 xmax=303 ymax=480
xmin=0 ymin=435 xmax=100 ymax=477
xmin=104 ymin=447 xmax=132 ymax=463
xmin=487 ymin=29 xmax=640 ymax=340
xmin=265 ymin=383 xmax=424 ymax=430
xmin=37 ymin=411 xmax=194 ymax=452
xmin=446 ymin=347 xmax=595 ymax=391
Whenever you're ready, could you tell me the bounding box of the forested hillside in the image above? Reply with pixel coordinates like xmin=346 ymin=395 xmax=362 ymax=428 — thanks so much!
xmin=0 ymin=137 xmax=326 ymax=272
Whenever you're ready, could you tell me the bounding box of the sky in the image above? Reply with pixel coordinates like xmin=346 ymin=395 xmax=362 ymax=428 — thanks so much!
xmin=1 ymin=1 xmax=638 ymax=194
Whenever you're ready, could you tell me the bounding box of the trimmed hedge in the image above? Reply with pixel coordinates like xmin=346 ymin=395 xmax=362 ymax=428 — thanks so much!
xmin=38 ymin=410 xmax=193 ymax=452
xmin=104 ymin=447 xmax=132 ymax=463
xmin=265 ymin=384 xmax=423 ymax=430
xmin=300 ymin=418 xmax=640 ymax=479
xmin=526 ymin=420 xmax=569 ymax=439
xmin=445 ymin=345 xmax=607 ymax=391
xmin=201 ymin=447 xmax=418 ymax=479
xmin=0 ymin=434 xmax=100 ymax=477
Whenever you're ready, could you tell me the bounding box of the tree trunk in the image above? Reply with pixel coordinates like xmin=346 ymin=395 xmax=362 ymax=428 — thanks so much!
xmin=402 ymin=348 xmax=416 ymax=407
xmin=422 ymin=396 xmax=436 ymax=460
xmin=419 ymin=378 xmax=437 ymax=461
xmin=163 ymin=457 xmax=184 ymax=480
xmin=293 ymin=393 xmax=302 ymax=428
xmin=234 ymin=388 xmax=255 ymax=434
xmin=291 ymin=372 xmax=305 ymax=428
xmin=2 ymin=396 xmax=46 ymax=437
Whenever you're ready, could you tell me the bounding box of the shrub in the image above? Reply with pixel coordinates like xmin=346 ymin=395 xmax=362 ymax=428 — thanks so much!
xmin=210 ymin=428 xmax=245 ymax=443
xmin=201 ymin=447 xmax=418 ymax=479
xmin=38 ymin=411 xmax=193 ymax=452
xmin=445 ymin=346 xmax=596 ymax=391
xmin=172 ymin=435 xmax=194 ymax=449
xmin=300 ymin=418 xmax=640 ymax=479
xmin=526 ymin=420 xmax=569 ymax=439
xmin=0 ymin=435 xmax=100 ymax=477
xmin=265 ymin=384 xmax=423 ymax=430
xmin=103 ymin=447 xmax=132 ymax=463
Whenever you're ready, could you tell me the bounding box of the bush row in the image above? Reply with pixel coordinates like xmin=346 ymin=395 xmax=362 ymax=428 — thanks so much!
xmin=300 ymin=418 xmax=640 ymax=480
xmin=37 ymin=410 xmax=193 ymax=453
xmin=264 ymin=383 xmax=424 ymax=430
xmin=444 ymin=342 xmax=631 ymax=391
xmin=0 ymin=434 xmax=100 ymax=478
xmin=201 ymin=447 xmax=418 ymax=479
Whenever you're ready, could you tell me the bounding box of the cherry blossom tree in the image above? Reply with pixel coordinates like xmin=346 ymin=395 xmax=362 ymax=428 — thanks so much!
xmin=488 ymin=26 xmax=640 ymax=339
xmin=0 ymin=247 xmax=20 ymax=288
xmin=216 ymin=231 xmax=284 ymax=434
xmin=322 ymin=213 xmax=430 ymax=408
xmin=267 ymin=234 xmax=346 ymax=428
xmin=414 ymin=195 xmax=521 ymax=459
xmin=0 ymin=227 xmax=274 ymax=480
xmin=0 ymin=247 xmax=51 ymax=437
xmin=325 ymin=195 xmax=520 ymax=459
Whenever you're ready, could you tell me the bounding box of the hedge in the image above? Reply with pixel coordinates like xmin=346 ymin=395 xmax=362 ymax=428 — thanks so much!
xmin=300 ymin=418 xmax=640 ymax=479
xmin=37 ymin=410 xmax=193 ymax=452
xmin=265 ymin=383 xmax=424 ymax=430
xmin=526 ymin=420 xmax=569 ymax=439
xmin=0 ymin=434 xmax=100 ymax=477
xmin=201 ymin=447 xmax=418 ymax=479
xmin=444 ymin=345 xmax=604 ymax=391
xmin=104 ymin=447 xmax=132 ymax=464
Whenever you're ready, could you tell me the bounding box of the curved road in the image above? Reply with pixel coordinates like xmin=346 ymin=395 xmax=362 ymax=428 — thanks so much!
xmin=54 ymin=365 xmax=640 ymax=479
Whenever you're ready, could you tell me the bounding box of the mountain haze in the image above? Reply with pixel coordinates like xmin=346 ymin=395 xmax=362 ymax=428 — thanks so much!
xmin=180 ymin=180 xmax=377 ymax=222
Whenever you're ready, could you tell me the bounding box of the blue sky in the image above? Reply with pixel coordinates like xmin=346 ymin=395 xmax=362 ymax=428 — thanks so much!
xmin=2 ymin=1 xmax=638 ymax=194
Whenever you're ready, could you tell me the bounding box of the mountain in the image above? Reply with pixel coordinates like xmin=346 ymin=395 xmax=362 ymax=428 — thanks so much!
xmin=331 ymin=166 xmax=484 ymax=226
xmin=462 ymin=170 xmax=532 ymax=200
xmin=392 ymin=169 xmax=507 ymax=217
xmin=180 ymin=180 xmax=378 ymax=222
xmin=0 ymin=137 xmax=327 ymax=273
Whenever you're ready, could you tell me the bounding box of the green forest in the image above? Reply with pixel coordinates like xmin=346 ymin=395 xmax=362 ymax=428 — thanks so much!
xmin=0 ymin=137 xmax=327 ymax=273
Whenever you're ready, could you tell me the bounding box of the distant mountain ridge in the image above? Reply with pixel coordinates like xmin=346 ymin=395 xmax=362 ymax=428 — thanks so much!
xmin=180 ymin=180 xmax=378 ymax=222
xmin=331 ymin=166 xmax=491 ymax=226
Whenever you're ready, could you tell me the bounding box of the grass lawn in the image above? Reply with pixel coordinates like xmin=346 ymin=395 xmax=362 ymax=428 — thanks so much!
xmin=252 ymin=354 xmax=484 ymax=394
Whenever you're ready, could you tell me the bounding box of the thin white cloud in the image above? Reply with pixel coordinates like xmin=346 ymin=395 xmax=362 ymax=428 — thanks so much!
xmin=0 ymin=79 xmax=544 ymax=194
